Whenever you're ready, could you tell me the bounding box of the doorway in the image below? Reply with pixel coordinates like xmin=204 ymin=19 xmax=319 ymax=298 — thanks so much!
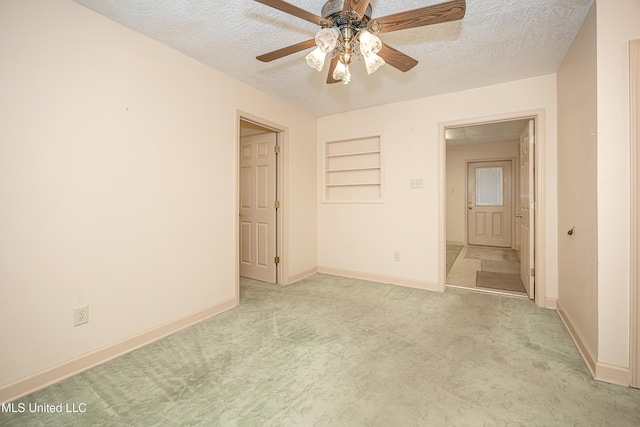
xmin=443 ymin=117 xmax=537 ymax=300
xmin=238 ymin=117 xmax=282 ymax=285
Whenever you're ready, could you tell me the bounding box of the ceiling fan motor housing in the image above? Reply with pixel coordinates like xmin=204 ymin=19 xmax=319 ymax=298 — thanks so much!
xmin=321 ymin=0 xmax=372 ymax=22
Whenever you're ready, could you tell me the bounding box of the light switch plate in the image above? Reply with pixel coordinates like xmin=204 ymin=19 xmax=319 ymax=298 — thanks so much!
xmin=410 ymin=178 xmax=424 ymax=189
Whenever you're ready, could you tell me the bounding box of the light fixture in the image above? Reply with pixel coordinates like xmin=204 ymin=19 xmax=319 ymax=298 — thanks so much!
xmin=256 ymin=0 xmax=467 ymax=86
xmin=358 ymin=30 xmax=381 ymax=57
xmin=305 ymin=27 xmax=339 ymax=71
xmin=332 ymin=60 xmax=351 ymax=84
xmin=305 ymin=47 xmax=327 ymax=71
xmin=364 ymin=53 xmax=385 ymax=75
xmin=305 ymin=13 xmax=385 ymax=85
xmin=359 ymin=29 xmax=385 ymax=74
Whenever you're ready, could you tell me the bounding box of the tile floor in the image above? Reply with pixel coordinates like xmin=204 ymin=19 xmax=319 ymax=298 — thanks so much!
xmin=447 ymin=245 xmax=527 ymax=297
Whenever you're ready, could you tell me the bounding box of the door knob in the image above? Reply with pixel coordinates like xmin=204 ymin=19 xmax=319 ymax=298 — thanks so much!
xmin=515 ymin=213 xmax=523 ymax=218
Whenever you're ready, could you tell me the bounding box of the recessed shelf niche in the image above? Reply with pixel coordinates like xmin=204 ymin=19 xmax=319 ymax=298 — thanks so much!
xmin=323 ymin=135 xmax=383 ymax=203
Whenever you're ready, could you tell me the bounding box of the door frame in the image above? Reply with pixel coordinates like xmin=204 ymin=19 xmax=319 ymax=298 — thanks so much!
xmin=465 ymin=158 xmax=516 ymax=248
xmin=629 ymin=39 xmax=640 ymax=388
xmin=236 ymin=111 xmax=289 ymax=303
xmin=439 ymin=110 xmax=547 ymax=308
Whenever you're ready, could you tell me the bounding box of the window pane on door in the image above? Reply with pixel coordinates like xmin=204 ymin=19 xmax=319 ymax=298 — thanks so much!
xmin=476 ymin=167 xmax=503 ymax=206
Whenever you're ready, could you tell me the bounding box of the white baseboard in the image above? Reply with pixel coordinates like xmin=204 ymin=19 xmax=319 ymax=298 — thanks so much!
xmin=446 ymin=241 xmax=466 ymax=246
xmin=287 ymin=267 xmax=318 ymax=285
xmin=556 ymin=300 xmax=597 ymax=377
xmin=545 ymin=297 xmax=557 ymax=310
xmin=556 ymin=303 xmax=630 ymax=385
xmin=595 ymin=362 xmax=631 ymax=387
xmin=0 ymin=297 xmax=237 ymax=403
xmin=317 ymin=266 xmax=440 ymax=292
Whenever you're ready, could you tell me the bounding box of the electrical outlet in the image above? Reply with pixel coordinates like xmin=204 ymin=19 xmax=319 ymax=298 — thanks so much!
xmin=394 ymin=252 xmax=401 ymax=262
xmin=74 ymin=305 xmax=89 ymax=327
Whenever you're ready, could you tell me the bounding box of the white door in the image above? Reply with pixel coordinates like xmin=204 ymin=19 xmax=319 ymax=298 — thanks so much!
xmin=519 ymin=120 xmax=535 ymax=299
xmin=467 ymin=160 xmax=513 ymax=247
xmin=239 ymin=132 xmax=277 ymax=283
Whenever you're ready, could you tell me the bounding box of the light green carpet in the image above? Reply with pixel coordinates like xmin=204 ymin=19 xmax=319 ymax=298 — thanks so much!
xmin=2 ymin=274 xmax=640 ymax=426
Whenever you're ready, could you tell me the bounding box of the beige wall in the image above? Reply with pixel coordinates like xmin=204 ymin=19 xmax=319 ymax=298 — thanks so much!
xmin=0 ymin=0 xmax=317 ymax=391
xmin=595 ymin=0 xmax=640 ymax=370
xmin=556 ymin=3 xmax=599 ymax=369
xmin=558 ymin=0 xmax=640 ymax=381
xmin=446 ymin=141 xmax=520 ymax=246
xmin=318 ymin=74 xmax=558 ymax=296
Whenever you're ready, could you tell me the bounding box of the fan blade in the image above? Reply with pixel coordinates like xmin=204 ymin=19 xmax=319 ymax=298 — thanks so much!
xmin=326 ymin=56 xmax=341 ymax=84
xmin=376 ymin=0 xmax=466 ymax=33
xmin=254 ymin=0 xmax=331 ymax=26
xmin=378 ymin=43 xmax=419 ymax=72
xmin=342 ymin=0 xmax=370 ymax=20
xmin=257 ymin=39 xmax=316 ymax=62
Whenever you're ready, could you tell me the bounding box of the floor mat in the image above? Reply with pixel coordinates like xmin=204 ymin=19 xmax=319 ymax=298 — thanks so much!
xmin=481 ymin=259 xmax=520 ymax=275
xmin=476 ymin=271 xmax=526 ymax=294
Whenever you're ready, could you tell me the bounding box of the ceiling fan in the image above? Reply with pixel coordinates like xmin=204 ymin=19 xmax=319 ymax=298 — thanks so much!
xmin=254 ymin=0 xmax=466 ymax=84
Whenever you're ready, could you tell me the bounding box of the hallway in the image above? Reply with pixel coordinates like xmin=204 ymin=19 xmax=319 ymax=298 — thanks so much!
xmin=447 ymin=245 xmax=527 ymax=297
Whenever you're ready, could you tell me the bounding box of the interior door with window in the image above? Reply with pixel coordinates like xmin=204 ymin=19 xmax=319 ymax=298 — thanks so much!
xmin=519 ymin=120 xmax=535 ymax=299
xmin=467 ymin=160 xmax=513 ymax=248
xmin=239 ymin=132 xmax=277 ymax=283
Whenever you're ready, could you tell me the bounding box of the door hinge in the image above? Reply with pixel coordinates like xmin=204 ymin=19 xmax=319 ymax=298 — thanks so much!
xmin=274 ymin=145 xmax=280 ymax=154
xmin=530 ymin=268 xmax=535 ymax=277
xmin=274 ymin=200 xmax=280 ymax=209
xmin=274 ymin=256 xmax=280 ymax=264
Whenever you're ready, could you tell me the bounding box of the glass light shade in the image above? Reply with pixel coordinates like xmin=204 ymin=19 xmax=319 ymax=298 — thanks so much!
xmin=333 ymin=60 xmax=352 ymax=84
xmin=364 ymin=53 xmax=385 ymax=74
xmin=315 ymin=27 xmax=340 ymax=53
xmin=342 ymin=64 xmax=351 ymax=84
xmin=305 ymin=47 xmax=326 ymax=71
xmin=332 ymin=60 xmax=346 ymax=81
xmin=359 ymin=30 xmax=382 ymax=57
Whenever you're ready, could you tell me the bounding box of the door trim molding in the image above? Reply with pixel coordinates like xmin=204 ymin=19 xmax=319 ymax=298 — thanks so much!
xmin=629 ymin=39 xmax=640 ymax=388
xmin=439 ymin=109 xmax=548 ymax=308
xmin=236 ymin=111 xmax=290 ymax=297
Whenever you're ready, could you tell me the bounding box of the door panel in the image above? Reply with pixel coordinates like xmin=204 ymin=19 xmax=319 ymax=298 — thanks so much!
xmin=256 ymin=222 xmax=269 ymax=267
xmin=240 ymin=167 xmax=251 ymax=208
xmin=492 ymin=212 xmax=504 ymax=237
xmin=239 ymin=132 xmax=277 ymax=283
xmin=475 ymin=213 xmax=486 ymax=236
xmin=468 ymin=161 xmax=513 ymax=247
xmin=519 ymin=120 xmax=535 ymax=299
xmin=257 ymin=164 xmax=269 ymax=209
xmin=240 ymin=221 xmax=252 ymax=264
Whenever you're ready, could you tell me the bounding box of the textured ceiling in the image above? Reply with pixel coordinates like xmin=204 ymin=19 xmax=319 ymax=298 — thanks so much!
xmin=73 ymin=0 xmax=593 ymax=117
xmin=446 ymin=119 xmax=530 ymax=146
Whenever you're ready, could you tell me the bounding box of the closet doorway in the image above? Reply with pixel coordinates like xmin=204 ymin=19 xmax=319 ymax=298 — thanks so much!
xmin=237 ymin=114 xmax=287 ymax=288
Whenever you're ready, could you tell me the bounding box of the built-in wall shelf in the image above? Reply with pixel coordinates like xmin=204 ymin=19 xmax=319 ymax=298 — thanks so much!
xmin=325 ymin=150 xmax=381 ymax=158
xmin=323 ymin=135 xmax=384 ymax=203
xmin=326 ymin=182 xmax=382 ymax=187
xmin=326 ymin=166 xmax=380 ymax=173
